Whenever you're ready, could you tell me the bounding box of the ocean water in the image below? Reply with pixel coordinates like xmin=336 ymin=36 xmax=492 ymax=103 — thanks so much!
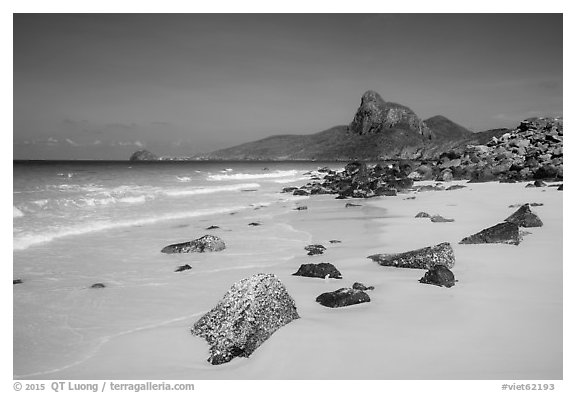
xmin=13 ymin=160 xmax=340 ymax=378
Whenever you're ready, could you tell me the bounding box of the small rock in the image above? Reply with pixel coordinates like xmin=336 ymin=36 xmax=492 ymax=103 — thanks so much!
xmin=162 ymin=235 xmax=226 ymax=253
xmin=91 ymin=283 xmax=106 ymax=289
xmin=533 ymin=180 xmax=547 ymax=187
xmin=316 ymin=288 xmax=370 ymax=308
xmin=430 ymin=215 xmax=455 ymax=223
xmin=558 ymin=184 xmax=563 ymax=191
xmin=282 ymin=187 xmax=298 ymax=193
xmin=459 ymin=222 xmax=521 ymax=245
xmin=415 ymin=212 xmax=431 ymax=218
xmin=417 ymin=185 xmax=445 ymax=192
xmin=505 ymin=204 xmax=543 ymax=227
xmin=248 ymin=222 xmax=262 ymax=226
xmin=13 ymin=279 xmax=23 ymax=285
xmin=206 ymin=225 xmax=220 ymax=230
xmin=293 ymin=262 xmax=342 ymax=279
xmin=419 ymin=265 xmax=457 ymax=288
xmin=175 ymin=264 xmax=192 ymax=272
xmin=446 ymin=185 xmax=467 ymax=191
xmin=304 ymin=244 xmax=326 ymax=256
xmin=294 ymin=206 xmax=308 ymax=211
xmin=352 ymin=282 xmax=375 ymax=291
xmin=293 ymin=189 xmax=310 ymax=196
xmin=329 ymin=240 xmax=342 ymax=244
xmin=345 ymin=202 xmax=362 ymax=208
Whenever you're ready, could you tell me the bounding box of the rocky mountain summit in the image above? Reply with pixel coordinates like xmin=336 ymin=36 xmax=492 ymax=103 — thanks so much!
xmin=349 ymin=90 xmax=432 ymax=139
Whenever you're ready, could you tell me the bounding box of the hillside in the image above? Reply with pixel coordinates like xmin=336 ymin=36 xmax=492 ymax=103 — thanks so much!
xmin=197 ymin=91 xmax=484 ymax=161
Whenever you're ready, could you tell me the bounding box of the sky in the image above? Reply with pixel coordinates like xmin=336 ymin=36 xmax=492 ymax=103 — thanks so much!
xmin=13 ymin=13 xmax=563 ymax=160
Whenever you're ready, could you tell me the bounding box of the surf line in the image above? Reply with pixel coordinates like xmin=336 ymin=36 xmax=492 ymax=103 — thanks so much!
xmin=13 ymin=310 xmax=208 ymax=379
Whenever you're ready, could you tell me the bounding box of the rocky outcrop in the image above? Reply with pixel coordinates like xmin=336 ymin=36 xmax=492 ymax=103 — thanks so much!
xmin=368 ymin=242 xmax=455 ymax=269
xmin=129 ymin=149 xmax=158 ymax=161
xmin=419 ymin=265 xmax=456 ymax=288
xmin=349 ymin=90 xmax=432 ymax=139
xmin=316 ymin=288 xmax=371 ymax=308
xmin=90 ymin=283 xmax=106 ymax=289
xmin=293 ymin=263 xmax=342 ymax=279
xmin=191 ymin=273 xmax=299 ymax=365
xmin=459 ymin=222 xmax=521 ymax=245
xmin=161 ymin=235 xmax=226 ymax=253
xmin=505 ymin=204 xmax=543 ymax=228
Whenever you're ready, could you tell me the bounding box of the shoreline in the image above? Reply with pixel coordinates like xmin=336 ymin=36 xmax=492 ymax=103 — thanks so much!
xmin=15 ymin=179 xmax=562 ymax=379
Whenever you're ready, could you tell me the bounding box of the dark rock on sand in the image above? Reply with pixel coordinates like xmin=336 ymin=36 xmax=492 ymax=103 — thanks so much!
xmin=304 ymin=244 xmax=326 ymax=256
xmin=282 ymin=187 xmax=299 ymax=193
xmin=446 ymin=185 xmax=467 ymax=191
xmin=293 ymin=189 xmax=310 ymax=196
xmin=345 ymin=202 xmax=362 ymax=208
xmin=368 ymin=242 xmax=455 ymax=269
xmin=175 ymin=264 xmax=192 ymax=272
xmin=533 ymin=180 xmax=547 ymax=187
xmin=419 ymin=265 xmax=456 ymax=288
xmin=316 ymin=288 xmax=370 ymax=308
xmin=459 ymin=222 xmax=521 ymax=245
xmin=293 ymin=262 xmax=342 ymax=279
xmin=294 ymin=206 xmax=308 ymax=211
xmin=558 ymin=184 xmax=563 ymax=191
xmin=417 ymin=185 xmax=445 ymax=192
xmin=161 ymin=235 xmax=226 ymax=253
xmin=13 ymin=279 xmax=23 ymax=285
xmin=352 ymin=282 xmax=375 ymax=291
xmin=191 ymin=273 xmax=299 ymax=365
xmin=206 ymin=225 xmax=220 ymax=230
xmin=505 ymin=204 xmax=543 ymax=227
xmin=248 ymin=222 xmax=262 ymax=226
xmin=329 ymin=240 xmax=342 ymax=244
xmin=430 ymin=215 xmax=455 ymax=223
xmin=90 ymin=283 xmax=106 ymax=289
xmin=415 ymin=212 xmax=431 ymax=218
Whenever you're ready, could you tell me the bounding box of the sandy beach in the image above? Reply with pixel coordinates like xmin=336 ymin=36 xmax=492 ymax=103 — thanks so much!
xmin=21 ymin=179 xmax=561 ymax=380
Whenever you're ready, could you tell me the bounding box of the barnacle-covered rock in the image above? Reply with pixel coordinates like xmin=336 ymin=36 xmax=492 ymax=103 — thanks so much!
xmin=161 ymin=235 xmax=225 ymax=254
xmin=191 ymin=273 xmax=299 ymax=365
xmin=368 ymin=242 xmax=455 ymax=269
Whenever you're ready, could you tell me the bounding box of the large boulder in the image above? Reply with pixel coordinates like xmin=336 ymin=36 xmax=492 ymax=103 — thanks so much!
xmin=367 ymin=242 xmax=455 ymax=269
xmin=129 ymin=149 xmax=158 ymax=161
xmin=161 ymin=235 xmax=226 ymax=254
xmin=316 ymin=288 xmax=370 ymax=308
xmin=293 ymin=263 xmax=342 ymax=279
xmin=504 ymin=204 xmax=543 ymax=227
xmin=459 ymin=222 xmax=521 ymax=245
xmin=191 ymin=273 xmax=300 ymax=365
xmin=419 ymin=265 xmax=456 ymax=288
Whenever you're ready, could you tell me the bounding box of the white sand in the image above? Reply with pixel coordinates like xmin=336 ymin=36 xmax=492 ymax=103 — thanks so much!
xmin=28 ymin=181 xmax=562 ymax=380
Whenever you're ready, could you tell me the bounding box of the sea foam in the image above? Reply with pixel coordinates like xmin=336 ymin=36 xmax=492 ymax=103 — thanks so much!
xmin=13 ymin=204 xmax=257 ymax=251
xmin=207 ymin=170 xmax=298 ymax=181
xmin=163 ymin=183 xmax=260 ymax=197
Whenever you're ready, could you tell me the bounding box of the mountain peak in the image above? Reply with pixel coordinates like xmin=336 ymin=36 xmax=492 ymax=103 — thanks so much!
xmin=349 ymin=90 xmax=432 ymax=139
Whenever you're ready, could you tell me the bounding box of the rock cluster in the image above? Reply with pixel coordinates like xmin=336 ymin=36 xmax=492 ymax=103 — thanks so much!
xmin=291 ymin=161 xmax=415 ymax=199
xmin=192 ymin=273 xmax=300 ymax=365
xmin=429 ymin=117 xmax=563 ymax=182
